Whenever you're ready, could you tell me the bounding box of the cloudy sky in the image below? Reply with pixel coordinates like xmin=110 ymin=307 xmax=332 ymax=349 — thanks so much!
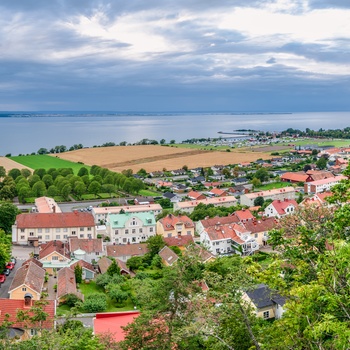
xmin=0 ymin=0 xmax=349 ymax=112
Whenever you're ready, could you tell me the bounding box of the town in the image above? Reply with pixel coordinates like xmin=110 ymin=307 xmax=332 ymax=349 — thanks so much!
xmin=0 ymin=137 xmax=349 ymax=349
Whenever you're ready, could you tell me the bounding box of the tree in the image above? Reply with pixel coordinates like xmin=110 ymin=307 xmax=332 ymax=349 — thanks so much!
xmin=74 ymin=265 xmax=83 ymax=284
xmin=251 ymin=177 xmax=261 ymax=189
xmin=77 ymin=167 xmax=89 ymax=177
xmin=107 ymin=258 xmax=121 ymax=276
xmin=0 ymin=229 xmax=11 ymax=271
xmin=316 ymin=156 xmax=327 ymax=170
xmin=8 ymin=168 xmax=21 ymax=180
xmin=0 ymin=185 xmax=15 ymax=200
xmin=254 ymin=168 xmax=269 ymax=182
xmin=74 ymin=182 xmax=86 ymax=199
xmin=170 ymin=140 xmax=175 ymax=144
xmin=253 ymin=196 xmax=264 ymax=207
xmin=32 ymin=181 xmax=47 ymax=197
xmin=106 ymin=284 xmax=128 ymax=304
xmin=0 ymin=166 xmax=6 ymax=178
xmin=34 ymin=168 xmax=47 ymax=179
xmin=0 ymin=203 xmax=20 ymax=233
xmin=61 ymin=184 xmax=72 ymax=200
xmin=88 ymin=181 xmax=101 ymax=198
xmin=37 ymin=148 xmax=48 ymax=155
xmin=42 ymin=174 xmax=53 ymax=188
xmin=146 ymin=235 xmax=166 ymax=258
xmin=83 ymin=293 xmax=107 ymax=313
xmin=20 ymin=168 xmax=32 ymax=178
xmin=160 ymin=139 xmax=166 ymax=145
xmin=47 ymin=185 xmax=58 ymax=197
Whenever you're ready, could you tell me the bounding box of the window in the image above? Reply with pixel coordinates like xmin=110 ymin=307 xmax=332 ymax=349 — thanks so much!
xmin=29 ymin=232 xmax=34 ymax=236
xmin=80 ymin=227 xmax=84 ymax=231
xmin=20 ymin=236 xmax=25 ymax=240
xmin=38 ymin=235 xmax=42 ymax=239
xmin=30 ymin=329 xmax=37 ymax=336
xmin=38 ymin=228 xmax=42 ymax=233
xmin=56 ymin=235 xmax=60 ymax=239
xmin=45 ymin=235 xmax=50 ymax=240
xmin=123 ymin=238 xmax=127 ymax=243
xmin=22 ymin=287 xmax=27 ymax=291
xmin=63 ymin=235 xmax=67 ymax=239
xmin=56 ymin=228 xmax=60 ymax=233
xmin=149 ymin=227 xmax=154 ymax=233
xmin=63 ymin=228 xmax=68 ymax=232
xmin=125 ymin=229 xmax=129 ymax=234
xmin=131 ymin=219 xmax=137 ymax=226
xmin=80 ymin=234 xmax=84 ymax=238
xmin=139 ymin=228 xmax=143 ymax=233
xmin=96 ymin=252 xmax=99 ymax=256
xmin=216 ymin=248 xmax=220 ymax=253
xmin=45 ymin=228 xmax=50 ymax=233
xmin=132 ymin=229 xmax=136 ymax=234
xmin=21 ymin=229 xmax=25 ymax=232
xmin=87 ymin=227 xmax=92 ymax=231
xmin=187 ymin=231 xmax=191 ymax=235
xmin=168 ymin=233 xmax=172 ymax=237
xmin=254 ymin=233 xmax=258 ymax=238
xmin=52 ymin=256 xmax=58 ymax=261
xmin=263 ymin=311 xmax=270 ymax=319
xmin=72 ymin=231 xmax=76 ymax=235
xmin=115 ymin=230 xmax=119 ymax=235
xmin=132 ymin=237 xmax=136 ymax=242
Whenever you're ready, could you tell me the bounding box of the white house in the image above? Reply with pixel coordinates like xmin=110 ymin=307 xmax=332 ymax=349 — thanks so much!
xmin=240 ymin=187 xmax=296 ymax=207
xmin=264 ymin=199 xmax=298 ymax=218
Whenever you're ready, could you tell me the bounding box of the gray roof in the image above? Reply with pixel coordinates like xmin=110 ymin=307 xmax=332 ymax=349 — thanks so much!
xmin=246 ymin=284 xmax=285 ymax=308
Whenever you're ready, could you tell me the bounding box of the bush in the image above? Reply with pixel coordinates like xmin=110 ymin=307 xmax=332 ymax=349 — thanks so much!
xmin=83 ymin=293 xmax=107 ymax=313
xmin=62 ymin=293 xmax=82 ymax=307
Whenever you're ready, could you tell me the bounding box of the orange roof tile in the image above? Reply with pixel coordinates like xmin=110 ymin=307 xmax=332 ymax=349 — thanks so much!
xmin=106 ymin=243 xmax=149 ymax=258
xmin=164 ymin=235 xmax=194 ymax=247
xmin=16 ymin=212 xmax=95 ymax=228
xmin=69 ymin=238 xmax=103 ymax=253
xmin=158 ymin=214 xmax=194 ymax=231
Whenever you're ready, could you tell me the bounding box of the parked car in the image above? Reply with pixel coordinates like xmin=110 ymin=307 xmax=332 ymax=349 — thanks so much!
xmin=3 ymin=269 xmax=10 ymax=276
xmin=6 ymin=263 xmax=15 ymax=270
xmin=0 ymin=274 xmax=6 ymax=283
xmin=10 ymin=257 xmax=16 ymax=265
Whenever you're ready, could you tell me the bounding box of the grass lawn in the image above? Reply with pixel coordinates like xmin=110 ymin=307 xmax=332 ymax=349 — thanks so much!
xmin=10 ymin=154 xmax=90 ymax=174
xmin=139 ymin=189 xmax=161 ymax=197
xmin=255 ymin=182 xmax=291 ymax=191
xmin=293 ymin=138 xmax=350 ymax=148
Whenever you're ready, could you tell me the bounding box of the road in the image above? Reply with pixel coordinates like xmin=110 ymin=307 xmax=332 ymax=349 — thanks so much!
xmin=0 ymin=257 xmax=25 ymax=298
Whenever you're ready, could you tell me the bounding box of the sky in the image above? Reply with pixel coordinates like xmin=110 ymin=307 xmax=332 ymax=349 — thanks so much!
xmin=0 ymin=0 xmax=350 ymax=112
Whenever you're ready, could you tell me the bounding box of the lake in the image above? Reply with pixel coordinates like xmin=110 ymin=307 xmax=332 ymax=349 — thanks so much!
xmin=1 ymin=111 xmax=349 ymax=156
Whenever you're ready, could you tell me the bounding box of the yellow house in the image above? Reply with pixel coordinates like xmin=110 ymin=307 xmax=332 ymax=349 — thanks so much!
xmin=156 ymin=214 xmax=195 ymax=238
xmin=242 ymin=284 xmax=286 ymax=320
xmin=8 ymin=261 xmax=45 ymax=300
xmin=38 ymin=240 xmax=71 ymax=274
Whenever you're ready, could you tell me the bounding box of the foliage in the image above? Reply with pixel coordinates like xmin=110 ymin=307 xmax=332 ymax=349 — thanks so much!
xmin=83 ymin=293 xmax=107 ymax=313
xmin=146 ymin=234 xmax=166 ymax=258
xmin=0 ymin=203 xmax=20 ymax=233
xmin=74 ymin=264 xmax=83 ymax=284
xmin=107 ymin=258 xmax=121 ymax=276
xmin=61 ymin=293 xmax=82 ymax=307
xmin=253 ymin=196 xmax=264 ymax=207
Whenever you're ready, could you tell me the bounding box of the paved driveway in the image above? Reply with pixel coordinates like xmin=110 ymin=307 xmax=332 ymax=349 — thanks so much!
xmin=0 ymin=259 xmax=24 ymax=299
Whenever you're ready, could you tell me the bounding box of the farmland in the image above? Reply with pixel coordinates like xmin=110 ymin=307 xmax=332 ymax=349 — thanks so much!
xmin=0 ymin=157 xmax=33 ymax=172
xmin=8 ymin=155 xmax=90 ymax=174
xmin=53 ymin=145 xmax=271 ymax=173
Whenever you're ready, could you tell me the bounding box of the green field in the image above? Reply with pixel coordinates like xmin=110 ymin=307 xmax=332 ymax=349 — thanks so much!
xmin=255 ymin=182 xmax=292 ymax=191
xmin=292 ymin=138 xmax=350 ymax=148
xmin=10 ymin=155 xmax=90 ymax=174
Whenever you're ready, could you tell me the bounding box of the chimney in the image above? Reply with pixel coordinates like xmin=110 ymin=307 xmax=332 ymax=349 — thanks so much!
xmin=52 ymin=205 xmax=56 ymax=213
xmin=70 ymin=277 xmax=74 ymax=283
xmin=53 ymin=240 xmax=57 ymax=246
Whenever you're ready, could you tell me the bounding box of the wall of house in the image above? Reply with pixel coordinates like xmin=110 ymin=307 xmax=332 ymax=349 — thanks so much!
xmin=14 ymin=225 xmax=96 ymax=245
xmin=10 ymin=286 xmax=40 ymax=300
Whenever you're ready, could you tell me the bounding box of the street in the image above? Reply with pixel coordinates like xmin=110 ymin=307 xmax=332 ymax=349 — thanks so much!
xmin=0 ymin=256 xmax=26 ymax=299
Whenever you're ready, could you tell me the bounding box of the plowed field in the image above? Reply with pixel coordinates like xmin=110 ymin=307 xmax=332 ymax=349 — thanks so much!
xmin=0 ymin=157 xmax=33 ymax=172
xmin=53 ymin=145 xmax=271 ymax=173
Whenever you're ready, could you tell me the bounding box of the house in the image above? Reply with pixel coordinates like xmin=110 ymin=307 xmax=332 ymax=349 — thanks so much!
xmin=57 ymin=267 xmax=83 ymax=301
xmin=243 ymin=217 xmax=277 ymax=246
xmin=156 ymin=180 xmax=173 ymax=189
xmin=68 ymin=237 xmax=104 ymax=263
xmin=200 ymin=222 xmax=259 ymax=256
xmin=240 ymin=187 xmax=296 ymax=207
xmin=174 ymin=196 xmax=238 ymax=214
xmin=149 ymin=171 xmax=164 ymax=178
xmin=242 ymin=284 xmax=286 ymax=320
xmin=233 ymin=177 xmax=249 ymax=185
xmin=0 ymin=297 xmax=55 ymax=341
xmin=208 ymin=187 xmax=228 ymax=197
xmin=9 ymin=261 xmax=46 ymax=300
xmin=12 ymin=212 xmax=96 ymax=246
xmin=163 ymin=192 xmax=182 ymax=203
xmin=106 ymin=243 xmax=149 ymax=262
xmin=156 ymin=214 xmax=195 ymax=238
xmin=304 ymin=175 xmax=347 ymax=194
xmin=171 ymin=169 xmax=187 ymax=176
xmin=70 ymin=260 xmax=96 ymax=281
xmin=97 ymin=256 xmax=133 ymax=276
xmin=134 ymin=196 xmax=155 ymax=205
xmin=280 ymin=172 xmax=311 ymax=183
xmin=158 ymin=246 xmax=179 ymax=266
xmin=171 ymin=183 xmax=188 ymax=193
xmin=188 ymin=176 xmax=205 ymax=185
xmin=106 ymin=211 xmax=156 ymax=244
xmin=164 ymin=235 xmax=195 ymax=251
xmin=34 ymin=196 xmax=62 ymax=213
xmin=233 ymin=209 xmax=255 ymax=222
xmin=196 ymin=215 xmax=240 ymax=235
xmin=92 ymin=204 xmax=162 ymax=225
xmin=187 ymin=190 xmax=206 ymax=201
xmin=264 ymin=199 xmax=298 ymax=218
xmin=93 ymin=311 xmax=140 ymax=342
xmin=38 ymin=240 xmax=71 ymax=274
xmin=300 ymin=191 xmax=333 ymax=208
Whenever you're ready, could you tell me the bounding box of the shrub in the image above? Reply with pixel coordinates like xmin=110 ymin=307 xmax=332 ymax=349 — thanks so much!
xmin=62 ymin=293 xmax=82 ymax=307
xmin=83 ymin=293 xmax=107 ymax=313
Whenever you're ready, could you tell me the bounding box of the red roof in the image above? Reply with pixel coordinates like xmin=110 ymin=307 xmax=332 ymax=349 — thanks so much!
xmin=0 ymin=299 xmax=55 ymax=330
xmin=281 ymin=172 xmax=309 ymax=183
xmin=270 ymin=199 xmax=298 ymax=215
xmin=187 ymin=191 xmax=205 ymax=200
xmin=94 ymin=311 xmax=140 ymax=342
xmin=69 ymin=238 xmax=103 ymax=253
xmin=243 ymin=217 xmax=277 ymax=233
xmin=200 ymin=215 xmax=240 ymax=228
xmin=158 ymin=214 xmax=194 ymax=231
xmin=164 ymin=235 xmax=194 ymax=247
xmin=57 ymin=267 xmax=77 ymax=299
xmin=234 ymin=209 xmax=254 ymax=221
xmin=209 ymin=188 xmax=227 ymax=196
xmin=39 ymin=240 xmax=70 ymax=260
xmin=106 ymin=243 xmax=149 ymax=258
xmin=16 ymin=212 xmax=95 ymax=228
xmin=205 ymin=223 xmax=248 ymax=244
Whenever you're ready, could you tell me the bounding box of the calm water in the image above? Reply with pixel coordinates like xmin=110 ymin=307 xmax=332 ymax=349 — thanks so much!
xmin=0 ymin=111 xmax=349 ymax=156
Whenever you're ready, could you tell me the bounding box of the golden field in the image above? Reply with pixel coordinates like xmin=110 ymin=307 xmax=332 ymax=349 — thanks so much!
xmin=53 ymin=145 xmax=271 ymax=173
xmin=0 ymin=157 xmax=33 ymax=172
